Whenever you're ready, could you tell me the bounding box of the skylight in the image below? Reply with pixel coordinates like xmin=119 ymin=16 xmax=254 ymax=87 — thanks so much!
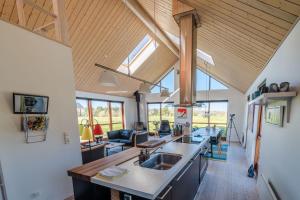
xmin=197 ymin=49 xmax=215 ymax=66
xmin=117 ymin=35 xmax=158 ymax=75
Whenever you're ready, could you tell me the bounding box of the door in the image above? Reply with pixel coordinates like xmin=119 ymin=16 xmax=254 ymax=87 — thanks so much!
xmin=254 ymin=105 xmax=263 ymax=173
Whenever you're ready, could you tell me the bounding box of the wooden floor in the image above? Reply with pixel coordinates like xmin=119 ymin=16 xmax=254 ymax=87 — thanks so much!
xmin=195 ymin=143 xmax=259 ymax=200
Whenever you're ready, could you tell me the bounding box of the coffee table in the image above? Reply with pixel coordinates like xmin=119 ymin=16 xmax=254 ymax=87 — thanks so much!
xmin=105 ymin=142 xmax=125 ymax=156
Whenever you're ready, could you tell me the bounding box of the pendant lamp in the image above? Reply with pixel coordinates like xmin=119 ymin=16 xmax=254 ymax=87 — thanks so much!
xmin=160 ymin=88 xmax=170 ymax=97
xmin=99 ymin=70 xmax=118 ymax=87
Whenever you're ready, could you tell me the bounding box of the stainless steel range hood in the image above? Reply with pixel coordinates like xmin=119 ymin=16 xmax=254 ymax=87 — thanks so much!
xmin=173 ymin=0 xmax=200 ymax=107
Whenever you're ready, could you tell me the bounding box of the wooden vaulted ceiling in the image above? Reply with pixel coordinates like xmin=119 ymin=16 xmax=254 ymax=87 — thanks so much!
xmin=0 ymin=0 xmax=299 ymax=94
xmin=138 ymin=0 xmax=300 ymax=92
xmin=0 ymin=0 xmax=177 ymax=97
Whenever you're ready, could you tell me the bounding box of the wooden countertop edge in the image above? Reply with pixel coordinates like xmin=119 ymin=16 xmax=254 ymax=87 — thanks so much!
xmin=68 ymin=135 xmax=182 ymax=181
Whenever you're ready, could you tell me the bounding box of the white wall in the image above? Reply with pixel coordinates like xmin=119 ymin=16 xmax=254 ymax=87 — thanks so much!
xmin=0 ymin=21 xmax=82 ymax=200
xmin=143 ymin=63 xmax=245 ymax=141
xmin=244 ymin=20 xmax=300 ymax=200
xmin=76 ymin=91 xmax=137 ymax=129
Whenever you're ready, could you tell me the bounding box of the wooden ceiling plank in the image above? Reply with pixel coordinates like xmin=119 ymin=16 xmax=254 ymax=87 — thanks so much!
xmin=185 ymin=0 xmax=282 ymax=45
xmin=70 ymin=0 xmax=107 ymax=57
xmin=198 ymin=21 xmax=272 ymax=60
xmin=74 ymin=2 xmax=131 ymax=84
xmin=222 ymin=0 xmax=292 ymax=30
xmin=237 ymin=0 xmax=297 ymax=23
xmin=67 ymin=0 xmax=89 ymax=34
xmin=286 ymin=0 xmax=300 ymax=6
xmin=1 ymin=0 xmax=15 ymax=21
xmin=200 ymin=15 xmax=274 ymax=56
xmin=209 ymin=0 xmax=288 ymax=35
xmin=31 ymin=0 xmax=47 ymax=30
xmin=197 ymin=0 xmax=285 ymax=40
xmin=26 ymin=0 xmax=45 ymax=30
xmin=0 ymin=0 xmax=5 ymax=16
xmin=72 ymin=1 xmax=118 ymax=72
xmin=76 ymin=20 xmax=144 ymax=86
xmin=68 ymin=0 xmax=95 ymax=38
xmin=258 ymin=0 xmax=300 ymax=16
xmin=192 ymin=5 xmax=279 ymax=48
xmin=198 ymin=30 xmax=265 ymax=68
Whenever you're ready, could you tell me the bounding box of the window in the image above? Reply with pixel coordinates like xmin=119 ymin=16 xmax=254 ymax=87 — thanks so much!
xmin=117 ymin=35 xmax=158 ymax=75
xmin=147 ymin=102 xmax=174 ymax=132
xmin=76 ymin=98 xmax=124 ymax=140
xmin=193 ymin=101 xmax=228 ymax=135
xmin=196 ymin=69 xmax=228 ymax=91
xmin=151 ymin=69 xmax=175 ymax=93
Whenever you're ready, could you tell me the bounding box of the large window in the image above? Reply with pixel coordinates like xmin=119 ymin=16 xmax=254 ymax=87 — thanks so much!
xmin=151 ymin=69 xmax=175 ymax=93
xmin=196 ymin=69 xmax=228 ymax=91
xmin=76 ymin=98 xmax=124 ymax=139
xmin=193 ymin=101 xmax=228 ymax=134
xmin=147 ymin=102 xmax=174 ymax=132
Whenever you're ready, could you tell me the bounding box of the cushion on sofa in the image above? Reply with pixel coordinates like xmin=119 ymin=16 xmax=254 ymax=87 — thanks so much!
xmin=107 ymin=130 xmax=121 ymax=139
xmin=119 ymin=139 xmax=132 ymax=145
xmin=120 ymin=130 xmax=133 ymax=140
xmin=108 ymin=139 xmax=121 ymax=143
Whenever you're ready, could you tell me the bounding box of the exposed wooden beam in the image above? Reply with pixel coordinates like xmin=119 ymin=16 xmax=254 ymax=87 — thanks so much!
xmin=52 ymin=0 xmax=69 ymax=44
xmin=172 ymin=0 xmax=200 ymax=27
xmin=16 ymin=0 xmax=26 ymax=26
xmin=24 ymin=0 xmax=57 ymax=18
xmin=34 ymin=21 xmax=55 ymax=32
xmin=122 ymin=0 xmax=179 ymax=57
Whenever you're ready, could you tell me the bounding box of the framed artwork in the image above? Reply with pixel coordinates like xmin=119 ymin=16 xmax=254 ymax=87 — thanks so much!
xmin=176 ymin=107 xmax=187 ymax=119
xmin=247 ymin=104 xmax=255 ymax=132
xmin=13 ymin=93 xmax=49 ymax=114
xmin=265 ymin=106 xmax=284 ymax=127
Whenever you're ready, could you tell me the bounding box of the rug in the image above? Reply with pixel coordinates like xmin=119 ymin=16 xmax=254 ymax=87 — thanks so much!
xmin=205 ymin=143 xmax=228 ymax=161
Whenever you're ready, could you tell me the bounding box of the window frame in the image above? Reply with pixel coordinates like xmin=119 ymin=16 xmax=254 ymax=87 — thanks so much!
xmin=196 ymin=68 xmax=228 ymax=91
xmin=150 ymin=68 xmax=175 ymax=93
xmin=192 ymin=100 xmax=228 ymax=129
xmin=147 ymin=102 xmax=174 ymax=132
xmin=76 ymin=97 xmax=125 ymax=139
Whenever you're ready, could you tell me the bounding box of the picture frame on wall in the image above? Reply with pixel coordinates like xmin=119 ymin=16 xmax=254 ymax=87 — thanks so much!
xmin=265 ymin=106 xmax=284 ymax=127
xmin=13 ymin=93 xmax=49 ymax=114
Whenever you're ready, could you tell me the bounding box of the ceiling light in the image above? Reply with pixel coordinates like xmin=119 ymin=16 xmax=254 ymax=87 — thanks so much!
xmin=160 ymin=88 xmax=170 ymax=97
xmin=139 ymin=82 xmax=151 ymax=93
xmin=99 ymin=71 xmax=117 ymax=87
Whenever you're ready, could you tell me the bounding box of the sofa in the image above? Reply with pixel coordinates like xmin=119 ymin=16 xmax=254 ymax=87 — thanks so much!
xmin=107 ymin=129 xmax=148 ymax=147
xmin=107 ymin=129 xmax=134 ymax=146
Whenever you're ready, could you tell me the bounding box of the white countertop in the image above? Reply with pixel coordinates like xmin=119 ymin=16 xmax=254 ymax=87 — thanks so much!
xmin=91 ymin=136 xmax=209 ymax=199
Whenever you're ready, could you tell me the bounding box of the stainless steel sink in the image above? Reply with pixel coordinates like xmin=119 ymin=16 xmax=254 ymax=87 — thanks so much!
xmin=140 ymin=153 xmax=182 ymax=170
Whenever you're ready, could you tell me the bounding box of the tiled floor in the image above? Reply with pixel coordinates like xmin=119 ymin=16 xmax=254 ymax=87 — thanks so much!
xmin=195 ymin=143 xmax=260 ymax=200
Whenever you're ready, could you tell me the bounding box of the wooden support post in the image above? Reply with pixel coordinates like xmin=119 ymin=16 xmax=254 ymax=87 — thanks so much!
xmin=16 ymin=0 xmax=26 ymax=26
xmin=52 ymin=0 xmax=69 ymax=44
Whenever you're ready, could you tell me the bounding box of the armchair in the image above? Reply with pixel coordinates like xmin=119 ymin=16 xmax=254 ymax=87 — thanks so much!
xmin=158 ymin=120 xmax=172 ymax=137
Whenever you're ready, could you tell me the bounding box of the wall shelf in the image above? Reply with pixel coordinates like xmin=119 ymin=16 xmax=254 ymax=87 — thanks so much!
xmin=249 ymin=91 xmax=297 ymax=123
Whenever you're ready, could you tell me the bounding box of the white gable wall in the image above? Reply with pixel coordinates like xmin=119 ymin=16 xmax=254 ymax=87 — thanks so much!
xmin=0 ymin=21 xmax=82 ymax=200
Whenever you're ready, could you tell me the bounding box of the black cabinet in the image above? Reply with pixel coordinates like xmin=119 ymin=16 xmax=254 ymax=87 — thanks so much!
xmin=172 ymin=152 xmax=200 ymax=200
xmin=156 ymin=185 xmax=173 ymax=200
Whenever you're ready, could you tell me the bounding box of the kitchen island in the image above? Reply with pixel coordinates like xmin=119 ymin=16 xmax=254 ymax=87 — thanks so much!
xmin=68 ymin=134 xmax=210 ymax=200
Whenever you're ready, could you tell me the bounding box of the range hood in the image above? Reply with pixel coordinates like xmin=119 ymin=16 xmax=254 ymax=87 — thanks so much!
xmin=173 ymin=0 xmax=200 ymax=107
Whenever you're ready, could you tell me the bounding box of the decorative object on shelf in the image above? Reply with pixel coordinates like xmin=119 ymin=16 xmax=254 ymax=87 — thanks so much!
xmin=279 ymin=82 xmax=290 ymax=92
xmin=269 ymin=83 xmax=279 ymax=93
xmin=265 ymin=106 xmax=284 ymax=127
xmin=22 ymin=115 xmax=49 ymax=143
xmin=13 ymin=93 xmax=49 ymax=114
